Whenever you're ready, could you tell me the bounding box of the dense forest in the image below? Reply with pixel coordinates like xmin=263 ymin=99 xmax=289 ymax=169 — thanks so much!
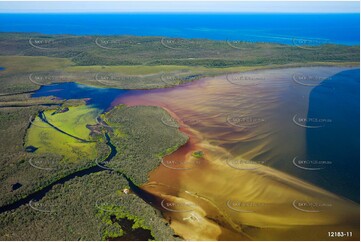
xmin=0 ymin=33 xmax=359 ymax=67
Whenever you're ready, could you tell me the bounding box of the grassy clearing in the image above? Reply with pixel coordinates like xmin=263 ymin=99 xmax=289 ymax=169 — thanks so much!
xmin=0 ymin=56 xmax=73 ymax=75
xmin=45 ymin=105 xmax=100 ymax=140
xmin=25 ymin=116 xmax=97 ymax=162
xmin=65 ymin=65 xmax=196 ymax=75
xmin=24 ymin=104 xmax=101 ymax=162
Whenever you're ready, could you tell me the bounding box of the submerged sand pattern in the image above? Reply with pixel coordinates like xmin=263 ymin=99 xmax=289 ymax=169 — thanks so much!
xmin=115 ymin=67 xmax=359 ymax=240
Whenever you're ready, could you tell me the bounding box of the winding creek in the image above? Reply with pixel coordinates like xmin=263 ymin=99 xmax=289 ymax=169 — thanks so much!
xmin=0 ymin=122 xmax=120 ymax=214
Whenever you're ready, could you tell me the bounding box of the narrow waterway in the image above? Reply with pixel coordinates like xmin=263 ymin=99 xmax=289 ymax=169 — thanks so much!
xmin=0 ymin=116 xmax=127 ymax=214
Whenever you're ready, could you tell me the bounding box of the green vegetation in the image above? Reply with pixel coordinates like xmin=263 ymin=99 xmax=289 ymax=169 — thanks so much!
xmin=0 ymin=101 xmax=109 ymax=208
xmin=0 ymin=171 xmax=178 ymax=240
xmin=192 ymin=151 xmax=204 ymax=158
xmin=103 ymin=105 xmax=188 ymax=185
xmin=0 ymin=32 xmax=359 ymax=94
xmin=0 ymin=102 xmax=188 ymax=239
xmin=3 ymin=54 xmax=356 ymax=93
xmin=25 ymin=105 xmax=100 ymax=161
xmin=45 ymin=105 xmax=100 ymax=141
xmin=0 ymin=55 xmax=72 ymax=74
xmin=0 ymin=33 xmax=359 ymax=67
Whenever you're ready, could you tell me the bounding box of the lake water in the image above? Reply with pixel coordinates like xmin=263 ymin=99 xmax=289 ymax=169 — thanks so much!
xmin=32 ymin=82 xmax=128 ymax=110
xmin=0 ymin=13 xmax=359 ymax=45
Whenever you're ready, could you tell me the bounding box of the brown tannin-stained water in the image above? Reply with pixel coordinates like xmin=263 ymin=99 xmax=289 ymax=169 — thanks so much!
xmin=113 ymin=67 xmax=360 ymax=240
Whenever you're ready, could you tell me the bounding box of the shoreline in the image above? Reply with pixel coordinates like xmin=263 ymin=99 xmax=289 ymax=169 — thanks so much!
xmin=0 ymin=30 xmax=360 ymax=47
xmin=2 ymin=62 xmax=357 ymax=98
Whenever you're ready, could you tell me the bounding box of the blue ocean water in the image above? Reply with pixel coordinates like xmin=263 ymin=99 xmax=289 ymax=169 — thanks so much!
xmin=0 ymin=13 xmax=359 ymax=45
xmin=305 ymin=69 xmax=360 ymax=201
